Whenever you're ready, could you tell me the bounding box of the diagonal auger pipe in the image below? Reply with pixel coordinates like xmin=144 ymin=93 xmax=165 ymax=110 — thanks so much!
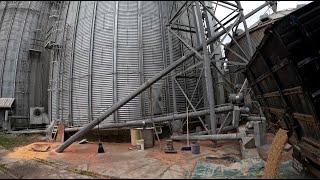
xmin=66 ymin=105 xmax=233 ymax=132
xmin=56 ymin=2 xmax=272 ymax=153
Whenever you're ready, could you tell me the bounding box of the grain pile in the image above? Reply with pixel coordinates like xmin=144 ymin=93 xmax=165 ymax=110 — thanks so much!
xmin=263 ymin=128 xmax=288 ymax=179
xmin=6 ymin=142 xmax=59 ymax=160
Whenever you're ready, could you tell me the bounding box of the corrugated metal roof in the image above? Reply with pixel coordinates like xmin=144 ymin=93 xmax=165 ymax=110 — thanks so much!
xmin=248 ymin=9 xmax=294 ymax=29
xmin=0 ymin=98 xmax=15 ymax=108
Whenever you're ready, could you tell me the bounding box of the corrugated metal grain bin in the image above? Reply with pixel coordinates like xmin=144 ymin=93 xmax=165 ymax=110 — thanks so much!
xmin=245 ymin=1 xmax=320 ymax=175
xmin=0 ymin=1 xmax=50 ymax=129
xmin=49 ymin=1 xmax=202 ymax=127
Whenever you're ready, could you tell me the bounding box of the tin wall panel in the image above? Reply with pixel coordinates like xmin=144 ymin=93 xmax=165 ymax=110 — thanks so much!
xmin=72 ymin=1 xmax=94 ymax=126
xmin=91 ymin=1 xmax=115 ymax=124
xmin=142 ymin=1 xmax=166 ymax=116
xmin=51 ymin=1 xmax=198 ymax=126
xmin=0 ymin=1 xmax=49 ymax=124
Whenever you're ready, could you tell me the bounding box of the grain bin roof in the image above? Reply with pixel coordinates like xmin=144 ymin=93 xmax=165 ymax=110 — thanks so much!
xmin=0 ymin=98 xmax=15 ymax=109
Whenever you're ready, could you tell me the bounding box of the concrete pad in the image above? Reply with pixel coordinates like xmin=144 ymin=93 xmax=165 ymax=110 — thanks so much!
xmin=161 ymin=164 xmax=186 ymax=179
xmin=123 ymin=159 xmax=169 ymax=179
xmin=0 ymin=139 xmax=244 ymax=179
xmin=0 ymin=159 xmax=95 ymax=179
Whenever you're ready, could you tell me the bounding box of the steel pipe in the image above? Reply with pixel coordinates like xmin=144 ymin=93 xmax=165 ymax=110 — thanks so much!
xmin=65 ymin=106 xmax=233 ymax=132
xmin=179 ymin=125 xmax=237 ymax=137
xmin=171 ymin=133 xmax=242 ymax=141
xmin=246 ymin=116 xmax=266 ymax=121
xmin=9 ymin=106 xmax=235 ymax=135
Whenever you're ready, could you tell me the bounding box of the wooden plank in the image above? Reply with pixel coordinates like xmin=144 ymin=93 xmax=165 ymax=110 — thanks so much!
xmin=55 ymin=123 xmax=65 ymax=143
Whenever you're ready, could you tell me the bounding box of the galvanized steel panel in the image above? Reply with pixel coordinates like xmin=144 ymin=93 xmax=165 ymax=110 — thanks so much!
xmin=0 ymin=1 xmax=49 ymax=122
xmin=0 ymin=98 xmax=14 ymax=108
xmin=71 ymin=1 xmax=94 ymax=126
xmin=50 ymin=1 xmax=201 ymax=127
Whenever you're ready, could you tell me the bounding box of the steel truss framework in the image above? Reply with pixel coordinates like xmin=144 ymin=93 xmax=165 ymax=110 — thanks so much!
xmin=56 ymin=1 xmax=276 ymax=153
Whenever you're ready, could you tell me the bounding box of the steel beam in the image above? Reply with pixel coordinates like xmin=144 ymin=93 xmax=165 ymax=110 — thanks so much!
xmin=171 ymin=27 xmax=196 ymax=33
xmin=173 ymin=61 xmax=203 ymax=78
xmin=175 ymin=79 xmax=209 ymax=132
xmin=200 ymin=2 xmax=250 ymax=61
xmin=244 ymin=2 xmax=272 ymax=20
xmin=138 ymin=1 xmax=145 ymax=117
xmin=159 ymin=1 xmax=171 ymax=120
xmin=217 ymin=111 xmax=231 ymax=134
xmin=236 ymin=1 xmax=254 ymax=57
xmin=168 ymin=1 xmax=192 ymax=25
xmin=219 ymin=1 xmax=238 ymax=9
xmin=203 ymin=1 xmax=225 ymax=106
xmin=55 ymin=2 xmax=64 ymax=122
xmin=88 ymin=1 xmax=97 ymax=122
xmin=195 ymin=1 xmax=216 ymax=134
xmin=69 ymin=1 xmax=81 ymax=126
xmin=221 ymin=43 xmax=249 ymax=64
xmin=212 ymin=8 xmax=237 ymax=29
xmin=211 ymin=1 xmax=237 ymax=11
xmin=167 ymin=26 xmax=180 ymax=133
xmin=190 ymin=67 xmax=204 ymax=106
xmin=169 ymin=28 xmax=203 ymax=59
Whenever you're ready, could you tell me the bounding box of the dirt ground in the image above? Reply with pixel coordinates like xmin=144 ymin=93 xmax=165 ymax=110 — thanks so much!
xmin=0 ymin=135 xmax=243 ymax=179
xmin=0 ymin=132 xmax=304 ymax=179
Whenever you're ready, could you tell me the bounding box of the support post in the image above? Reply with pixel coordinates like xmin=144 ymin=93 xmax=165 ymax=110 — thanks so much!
xmin=138 ymin=1 xmax=145 ymax=117
xmin=69 ymin=1 xmax=81 ymax=126
xmin=203 ymin=1 xmax=225 ymax=106
xmin=171 ymin=133 xmax=242 ymax=141
xmin=236 ymin=1 xmax=254 ymax=57
xmin=167 ymin=25 xmax=181 ymax=134
xmin=195 ymin=2 xmax=216 ymax=134
xmin=112 ymin=1 xmax=119 ymax=123
xmin=88 ymin=1 xmax=97 ymax=122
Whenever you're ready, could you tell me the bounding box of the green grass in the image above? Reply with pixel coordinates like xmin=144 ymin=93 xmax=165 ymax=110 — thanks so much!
xmin=0 ymin=163 xmax=8 ymax=172
xmin=0 ymin=133 xmax=33 ymax=150
xmin=33 ymin=158 xmax=110 ymax=178
xmin=33 ymin=158 xmax=54 ymax=166
xmin=73 ymin=169 xmax=99 ymax=178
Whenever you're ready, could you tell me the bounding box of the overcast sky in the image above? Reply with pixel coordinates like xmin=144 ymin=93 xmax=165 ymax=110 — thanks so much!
xmin=213 ymin=1 xmax=313 ymax=43
xmin=239 ymin=1 xmax=312 ymax=27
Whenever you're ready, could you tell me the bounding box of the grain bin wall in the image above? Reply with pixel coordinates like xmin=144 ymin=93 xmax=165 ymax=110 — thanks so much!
xmin=49 ymin=1 xmax=200 ymax=127
xmin=0 ymin=1 xmax=50 ymax=128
